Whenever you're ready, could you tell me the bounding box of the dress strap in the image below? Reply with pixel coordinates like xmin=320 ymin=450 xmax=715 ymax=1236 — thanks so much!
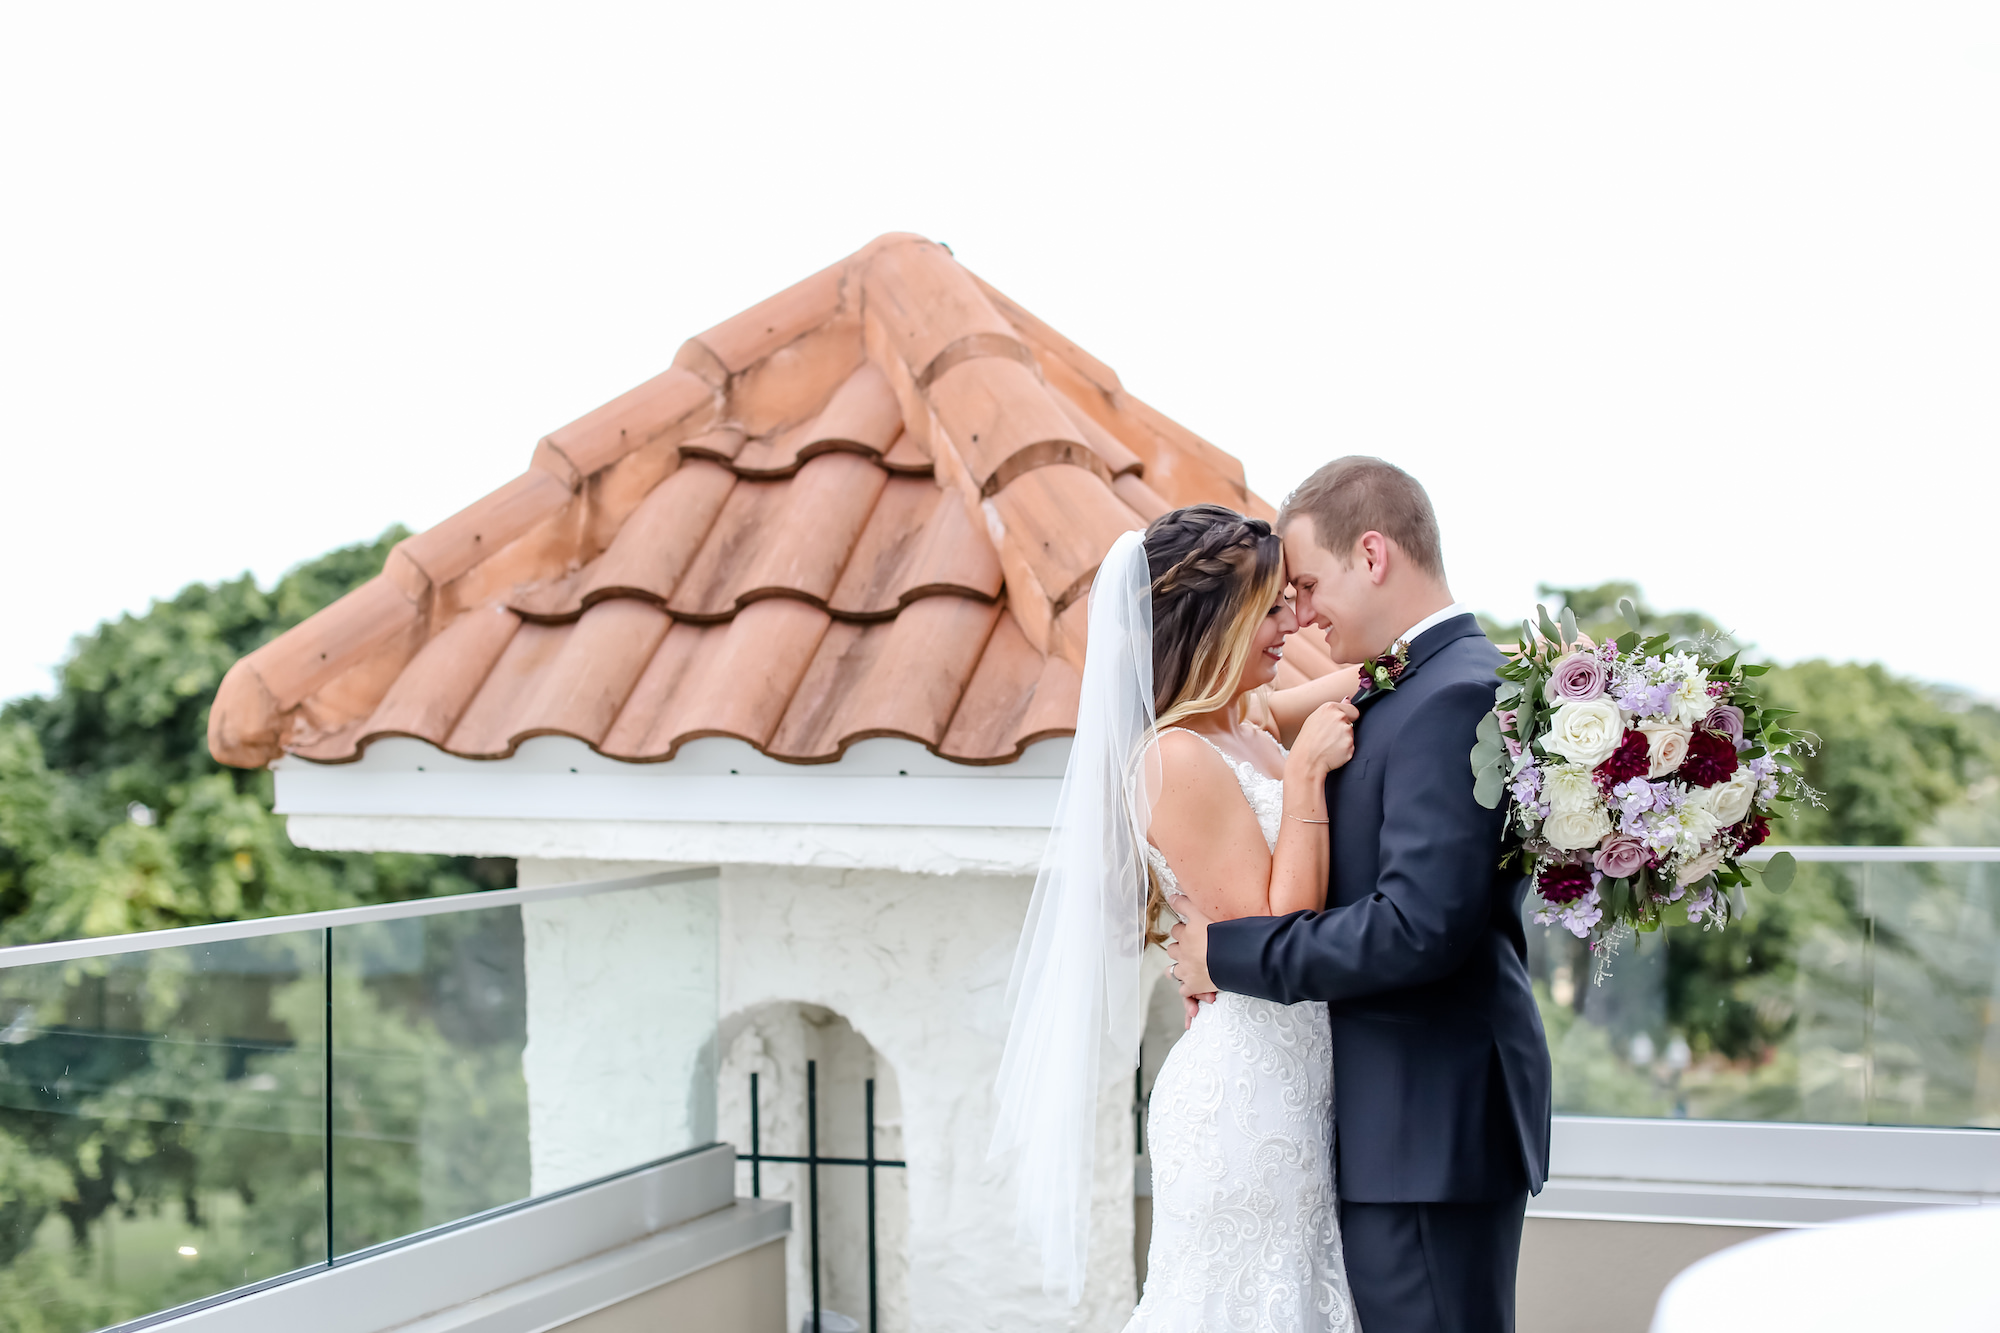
xmin=1154 ymin=725 xmax=1237 ymax=765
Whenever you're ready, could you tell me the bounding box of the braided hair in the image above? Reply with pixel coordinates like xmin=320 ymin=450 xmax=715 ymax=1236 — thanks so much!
xmin=1138 ymin=504 xmax=1286 ymax=946
xmin=1145 ymin=505 xmax=1286 ymax=728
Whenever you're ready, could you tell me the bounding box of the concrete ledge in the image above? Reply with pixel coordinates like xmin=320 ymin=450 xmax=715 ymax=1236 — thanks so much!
xmin=390 ymin=1201 xmax=790 ymax=1333
xmin=142 ymin=1146 xmax=758 ymax=1333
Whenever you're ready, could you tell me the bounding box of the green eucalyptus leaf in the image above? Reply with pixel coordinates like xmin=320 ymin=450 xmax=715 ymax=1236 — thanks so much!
xmin=1619 ymin=597 xmax=1643 ymax=632
xmin=1517 ymin=692 xmax=1540 ymax=742
xmin=1729 ymin=882 xmax=1750 ymax=920
xmin=1495 ymin=680 xmax=1523 ymax=705
xmin=1520 ymin=619 xmax=1537 ymax=653
xmin=1761 ymin=851 xmax=1796 ymax=894
xmin=1473 ymin=763 xmax=1506 ymax=809
xmin=1559 ymin=606 xmax=1578 ymax=647
xmin=1477 ymin=711 xmax=1503 ymax=746
xmin=1537 ymin=604 xmax=1562 ymax=643
xmin=1615 ymin=631 xmax=1640 ymax=654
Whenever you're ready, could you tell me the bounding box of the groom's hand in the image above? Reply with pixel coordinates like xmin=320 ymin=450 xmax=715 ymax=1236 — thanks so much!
xmin=1165 ymin=892 xmax=1216 ymax=1004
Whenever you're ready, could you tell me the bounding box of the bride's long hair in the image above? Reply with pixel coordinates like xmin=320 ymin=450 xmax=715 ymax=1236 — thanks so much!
xmin=1140 ymin=505 xmax=1286 ymax=945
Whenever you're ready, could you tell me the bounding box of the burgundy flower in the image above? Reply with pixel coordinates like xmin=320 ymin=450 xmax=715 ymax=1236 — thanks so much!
xmin=1538 ymin=863 xmax=1594 ymax=904
xmin=1679 ymin=730 xmax=1740 ymax=789
xmin=1733 ymin=813 xmax=1770 ymax=854
xmin=1594 ymin=729 xmax=1650 ymax=790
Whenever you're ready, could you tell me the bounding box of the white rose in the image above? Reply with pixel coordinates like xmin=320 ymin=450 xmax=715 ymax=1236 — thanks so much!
xmin=1544 ymin=699 xmax=1625 ymax=768
xmin=1694 ymin=769 xmax=1756 ymax=826
xmin=1638 ymin=719 xmax=1692 ymax=778
xmin=1544 ymin=804 xmax=1613 ymax=851
xmin=1676 ymin=845 xmax=1725 ymax=886
xmin=1542 ymin=764 xmax=1601 ymax=818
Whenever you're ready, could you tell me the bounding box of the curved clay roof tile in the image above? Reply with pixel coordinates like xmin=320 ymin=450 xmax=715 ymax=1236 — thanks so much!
xmin=207 ymin=232 xmax=1315 ymax=772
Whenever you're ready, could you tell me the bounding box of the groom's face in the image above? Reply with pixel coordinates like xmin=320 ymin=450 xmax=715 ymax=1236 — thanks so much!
xmin=1282 ymin=516 xmax=1375 ymax=663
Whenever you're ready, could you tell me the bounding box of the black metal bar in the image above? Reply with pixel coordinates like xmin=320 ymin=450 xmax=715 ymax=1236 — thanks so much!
xmin=322 ymin=926 xmax=334 ymax=1263
xmin=808 ymin=1059 xmax=821 ymax=1333
xmin=866 ymin=1077 xmax=879 ymax=1333
xmin=749 ymin=1071 xmax=761 ymax=1198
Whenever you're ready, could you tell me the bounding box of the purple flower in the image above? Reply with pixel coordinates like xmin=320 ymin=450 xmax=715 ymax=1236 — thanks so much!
xmin=1510 ymin=764 xmax=1548 ymax=815
xmin=1549 ymin=652 xmax=1609 ymax=702
xmin=1702 ymin=705 xmax=1746 ymax=751
xmin=1593 ymin=835 xmax=1649 ymax=879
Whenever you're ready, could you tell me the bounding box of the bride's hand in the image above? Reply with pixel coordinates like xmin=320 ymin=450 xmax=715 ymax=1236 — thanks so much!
xmin=1289 ymin=700 xmax=1356 ymax=778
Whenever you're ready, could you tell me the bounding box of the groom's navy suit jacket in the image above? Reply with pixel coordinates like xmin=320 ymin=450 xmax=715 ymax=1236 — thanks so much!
xmin=1208 ymin=614 xmax=1552 ymax=1203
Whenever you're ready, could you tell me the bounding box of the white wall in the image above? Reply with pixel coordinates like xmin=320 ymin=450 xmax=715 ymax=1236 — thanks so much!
xmin=516 ymin=863 xmax=719 ymax=1195
xmin=521 ymin=857 xmax=1139 ymax=1333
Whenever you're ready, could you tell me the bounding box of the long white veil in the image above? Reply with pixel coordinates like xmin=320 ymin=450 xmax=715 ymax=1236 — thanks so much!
xmin=989 ymin=528 xmax=1158 ymax=1304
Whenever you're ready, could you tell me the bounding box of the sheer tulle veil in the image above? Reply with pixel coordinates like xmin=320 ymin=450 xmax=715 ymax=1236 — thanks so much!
xmin=989 ymin=529 xmax=1160 ymax=1304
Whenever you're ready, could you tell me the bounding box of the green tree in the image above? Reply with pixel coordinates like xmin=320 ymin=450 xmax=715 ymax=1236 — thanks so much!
xmin=0 ymin=530 xmax=514 ymax=1332
xmin=0 ymin=528 xmax=510 ymax=945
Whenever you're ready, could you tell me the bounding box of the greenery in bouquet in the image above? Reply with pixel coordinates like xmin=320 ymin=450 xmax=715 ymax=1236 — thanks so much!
xmin=1471 ymin=598 xmax=1812 ymax=970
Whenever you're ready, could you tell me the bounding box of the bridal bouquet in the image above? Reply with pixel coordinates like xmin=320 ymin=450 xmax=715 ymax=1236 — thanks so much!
xmin=1471 ymin=600 xmax=1805 ymax=959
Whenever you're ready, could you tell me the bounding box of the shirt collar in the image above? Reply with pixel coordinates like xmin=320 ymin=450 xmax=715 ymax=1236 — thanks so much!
xmin=1393 ymin=601 xmax=1468 ymax=650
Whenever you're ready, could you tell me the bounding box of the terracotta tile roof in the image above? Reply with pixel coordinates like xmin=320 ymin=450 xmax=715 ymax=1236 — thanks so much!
xmin=209 ymin=233 xmax=1323 ymax=770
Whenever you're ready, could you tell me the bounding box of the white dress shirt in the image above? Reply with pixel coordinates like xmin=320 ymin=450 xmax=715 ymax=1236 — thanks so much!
xmin=1393 ymin=600 xmax=1468 ymax=649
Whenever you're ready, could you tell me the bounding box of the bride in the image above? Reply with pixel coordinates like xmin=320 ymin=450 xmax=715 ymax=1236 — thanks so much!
xmin=992 ymin=504 xmax=1362 ymax=1332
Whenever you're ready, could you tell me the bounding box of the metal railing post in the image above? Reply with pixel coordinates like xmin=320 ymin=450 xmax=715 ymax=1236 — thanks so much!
xmin=749 ymin=1071 xmax=761 ymax=1198
xmin=866 ymin=1078 xmax=878 ymax=1333
xmin=808 ymin=1059 xmax=821 ymax=1333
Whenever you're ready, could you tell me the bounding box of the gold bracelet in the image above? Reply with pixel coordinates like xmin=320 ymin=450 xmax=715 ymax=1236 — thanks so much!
xmin=1287 ymin=815 xmax=1330 ymax=824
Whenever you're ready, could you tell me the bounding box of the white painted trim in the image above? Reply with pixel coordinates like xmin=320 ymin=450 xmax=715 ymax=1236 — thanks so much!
xmin=0 ymin=868 xmax=716 ymax=969
xmin=274 ymin=735 xmax=1069 ymax=829
xmin=1740 ymin=846 xmax=2000 ymax=862
xmin=286 ymin=813 xmax=1051 ymax=876
xmin=131 ymin=1146 xmax=781 ymax=1333
xmin=1535 ymin=1116 xmax=2000 ymax=1227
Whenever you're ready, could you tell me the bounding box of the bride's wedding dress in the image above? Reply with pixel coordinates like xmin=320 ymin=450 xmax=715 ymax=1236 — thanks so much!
xmin=1127 ymin=729 xmax=1358 ymax=1333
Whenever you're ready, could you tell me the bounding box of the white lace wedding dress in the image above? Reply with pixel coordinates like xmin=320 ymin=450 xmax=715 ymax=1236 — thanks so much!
xmin=1126 ymin=729 xmax=1359 ymax=1333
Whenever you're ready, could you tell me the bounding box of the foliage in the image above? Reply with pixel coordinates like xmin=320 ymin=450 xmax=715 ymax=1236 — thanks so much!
xmin=0 ymin=528 xmax=511 ymax=945
xmin=0 ymin=531 xmax=515 ymax=1332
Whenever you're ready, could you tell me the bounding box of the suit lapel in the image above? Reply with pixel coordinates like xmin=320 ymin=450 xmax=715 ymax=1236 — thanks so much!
xmin=1352 ymin=613 xmax=1485 ymax=717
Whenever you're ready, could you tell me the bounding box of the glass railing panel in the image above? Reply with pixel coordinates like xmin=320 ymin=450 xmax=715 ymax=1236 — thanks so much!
xmin=1854 ymin=859 xmax=2000 ymax=1128
xmin=327 ymin=871 xmax=721 ymax=1254
xmin=1529 ymin=852 xmax=2000 ymax=1128
xmin=0 ymin=934 xmax=325 ymax=1333
xmin=328 ymin=908 xmax=530 ymax=1254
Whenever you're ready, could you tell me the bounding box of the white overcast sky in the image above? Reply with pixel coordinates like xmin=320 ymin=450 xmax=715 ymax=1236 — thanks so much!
xmin=3 ymin=3 xmax=1995 ymax=701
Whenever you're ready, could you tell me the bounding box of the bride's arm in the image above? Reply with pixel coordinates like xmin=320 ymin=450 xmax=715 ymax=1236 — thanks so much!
xmin=1269 ymin=701 xmax=1353 ymax=914
xmin=1259 ymin=666 xmax=1363 ymax=747
xmin=1149 ymin=708 xmax=1354 ymax=922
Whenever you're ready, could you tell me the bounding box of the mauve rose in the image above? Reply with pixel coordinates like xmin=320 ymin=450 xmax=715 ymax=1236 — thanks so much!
xmin=1544 ymin=652 xmax=1610 ymax=703
xmin=1593 ymin=835 xmax=1649 ymax=879
xmin=1703 ymin=704 xmax=1747 ymax=750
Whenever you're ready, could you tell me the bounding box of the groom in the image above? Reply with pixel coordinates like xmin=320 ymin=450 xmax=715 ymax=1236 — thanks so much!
xmin=1166 ymin=457 xmax=1552 ymax=1333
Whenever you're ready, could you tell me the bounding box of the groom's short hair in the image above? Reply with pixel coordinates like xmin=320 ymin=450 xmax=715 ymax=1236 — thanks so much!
xmin=1279 ymin=456 xmax=1444 ymax=579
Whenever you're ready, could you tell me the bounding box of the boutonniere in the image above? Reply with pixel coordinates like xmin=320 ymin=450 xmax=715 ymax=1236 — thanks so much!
xmin=1353 ymin=640 xmax=1411 ymax=704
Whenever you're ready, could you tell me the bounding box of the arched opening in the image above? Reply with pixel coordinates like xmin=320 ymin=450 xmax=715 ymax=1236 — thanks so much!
xmin=718 ymin=1002 xmax=909 ymax=1333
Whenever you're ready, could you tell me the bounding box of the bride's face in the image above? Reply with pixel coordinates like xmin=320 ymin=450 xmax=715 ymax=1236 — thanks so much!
xmin=1234 ymin=570 xmax=1301 ymax=696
